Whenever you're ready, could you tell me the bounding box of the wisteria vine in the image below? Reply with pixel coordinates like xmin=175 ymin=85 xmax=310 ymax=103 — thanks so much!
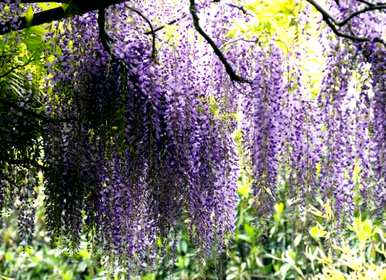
xmin=0 ymin=0 xmax=385 ymax=266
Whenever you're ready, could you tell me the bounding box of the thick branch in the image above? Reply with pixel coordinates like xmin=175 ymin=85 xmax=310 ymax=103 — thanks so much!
xmin=0 ymin=0 xmax=129 ymax=35
xmin=357 ymin=0 xmax=375 ymax=5
xmin=356 ymin=0 xmax=386 ymax=6
xmin=338 ymin=4 xmax=386 ymax=26
xmin=306 ymin=0 xmax=386 ymax=47
xmin=189 ymin=0 xmax=249 ymax=83
xmin=0 ymin=7 xmax=69 ymax=35
xmin=97 ymin=6 xmax=156 ymax=59
xmin=98 ymin=8 xmax=112 ymax=54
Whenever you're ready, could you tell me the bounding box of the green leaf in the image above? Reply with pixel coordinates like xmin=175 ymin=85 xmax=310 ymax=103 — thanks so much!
xmin=244 ymin=223 xmax=255 ymax=239
xmin=142 ymin=273 xmax=156 ymax=280
xmin=278 ymin=263 xmax=291 ymax=279
xmin=274 ymin=202 xmax=285 ymax=222
xmin=309 ymin=224 xmax=327 ymax=240
xmin=294 ymin=234 xmax=302 ymax=247
xmin=352 ymin=217 xmax=373 ymax=243
xmin=77 ymin=248 xmax=91 ymax=260
xmin=178 ymin=240 xmax=188 ymax=254
xmin=25 ymin=6 xmax=34 ymax=26
xmin=21 ymin=26 xmax=46 ymax=55
xmin=237 ymin=233 xmax=252 ymax=243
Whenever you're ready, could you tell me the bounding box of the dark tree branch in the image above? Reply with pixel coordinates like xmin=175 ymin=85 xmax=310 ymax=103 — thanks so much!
xmin=357 ymin=0 xmax=375 ymax=6
xmin=306 ymin=0 xmax=386 ymax=47
xmin=97 ymin=8 xmax=112 ymax=54
xmin=220 ymin=37 xmax=260 ymax=49
xmin=338 ymin=4 xmax=386 ymax=26
xmin=97 ymin=6 xmax=156 ymax=59
xmin=0 ymin=97 xmax=75 ymax=123
xmin=0 ymin=7 xmax=70 ymax=35
xmin=0 ymin=0 xmax=130 ymax=35
xmin=126 ymin=6 xmax=157 ymax=59
xmin=356 ymin=0 xmax=386 ymax=6
xmin=0 ymin=1 xmax=158 ymax=58
xmin=145 ymin=14 xmax=187 ymax=35
xmin=1 ymin=0 xmax=383 ymax=51
xmin=189 ymin=0 xmax=249 ymax=83
xmin=226 ymin=3 xmax=253 ymax=16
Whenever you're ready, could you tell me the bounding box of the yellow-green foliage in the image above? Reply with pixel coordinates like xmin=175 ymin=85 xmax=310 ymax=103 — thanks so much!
xmin=311 ymin=216 xmax=386 ymax=280
xmin=226 ymin=0 xmax=326 ymax=98
xmin=227 ymin=0 xmax=301 ymax=49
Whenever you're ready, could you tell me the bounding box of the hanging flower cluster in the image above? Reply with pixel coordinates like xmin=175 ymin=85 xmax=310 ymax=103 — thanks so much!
xmin=313 ymin=0 xmax=386 ymax=216
xmin=241 ymin=46 xmax=286 ymax=213
xmin=316 ymin=43 xmax=357 ymax=218
xmin=239 ymin=0 xmax=386 ymax=218
xmin=42 ymin=2 xmax=239 ymax=260
xmin=369 ymin=46 xmax=386 ymax=209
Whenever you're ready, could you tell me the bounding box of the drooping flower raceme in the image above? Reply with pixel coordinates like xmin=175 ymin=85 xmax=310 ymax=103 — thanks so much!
xmin=42 ymin=2 xmax=240 ymax=259
xmin=368 ymin=46 xmax=386 ymax=209
xmin=242 ymin=45 xmax=286 ymax=213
